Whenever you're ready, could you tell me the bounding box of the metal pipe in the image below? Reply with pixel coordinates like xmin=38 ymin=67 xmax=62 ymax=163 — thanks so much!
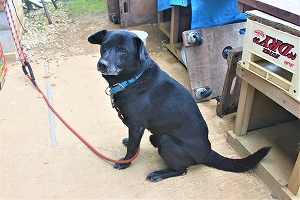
xmin=41 ymin=0 xmax=52 ymax=24
xmin=44 ymin=62 xmax=56 ymax=147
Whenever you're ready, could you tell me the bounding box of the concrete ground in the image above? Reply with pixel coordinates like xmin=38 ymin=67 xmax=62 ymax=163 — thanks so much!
xmin=0 ymin=12 xmax=274 ymax=199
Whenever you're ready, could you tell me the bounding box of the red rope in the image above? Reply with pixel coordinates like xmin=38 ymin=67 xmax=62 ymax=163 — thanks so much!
xmin=25 ymin=74 xmax=140 ymax=164
xmin=2 ymin=0 xmax=139 ymax=164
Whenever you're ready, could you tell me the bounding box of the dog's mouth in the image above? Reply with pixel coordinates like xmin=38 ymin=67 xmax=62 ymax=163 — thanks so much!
xmin=99 ymin=66 xmax=122 ymax=76
xmin=101 ymin=71 xmax=120 ymax=76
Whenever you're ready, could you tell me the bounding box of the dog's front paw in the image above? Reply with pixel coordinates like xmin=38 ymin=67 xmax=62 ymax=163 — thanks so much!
xmin=122 ymin=138 xmax=129 ymax=146
xmin=113 ymin=159 xmax=131 ymax=170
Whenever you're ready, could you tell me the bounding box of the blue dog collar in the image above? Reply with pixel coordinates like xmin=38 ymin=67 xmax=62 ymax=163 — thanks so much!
xmin=105 ymin=72 xmax=143 ymax=96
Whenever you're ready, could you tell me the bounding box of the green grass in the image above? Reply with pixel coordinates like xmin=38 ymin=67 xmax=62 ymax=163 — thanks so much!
xmin=68 ymin=0 xmax=107 ymax=13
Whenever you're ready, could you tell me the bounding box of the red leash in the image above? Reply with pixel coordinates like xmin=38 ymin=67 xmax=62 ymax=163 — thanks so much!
xmin=2 ymin=0 xmax=139 ymax=164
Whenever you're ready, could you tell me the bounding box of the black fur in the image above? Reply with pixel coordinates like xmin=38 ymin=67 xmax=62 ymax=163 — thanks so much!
xmin=88 ymin=30 xmax=271 ymax=182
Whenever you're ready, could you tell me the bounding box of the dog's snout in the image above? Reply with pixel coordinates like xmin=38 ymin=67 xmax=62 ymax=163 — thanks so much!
xmin=97 ymin=59 xmax=109 ymax=71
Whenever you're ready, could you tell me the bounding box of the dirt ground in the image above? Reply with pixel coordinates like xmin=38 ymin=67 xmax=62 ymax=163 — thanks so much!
xmin=0 ymin=2 xmax=275 ymax=199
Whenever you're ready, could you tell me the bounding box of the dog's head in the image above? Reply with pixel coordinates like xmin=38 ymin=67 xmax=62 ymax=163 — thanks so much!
xmin=88 ymin=30 xmax=148 ymax=76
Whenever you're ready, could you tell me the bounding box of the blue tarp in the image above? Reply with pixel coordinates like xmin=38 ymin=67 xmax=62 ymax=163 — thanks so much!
xmin=157 ymin=0 xmax=247 ymax=29
xmin=157 ymin=0 xmax=191 ymax=12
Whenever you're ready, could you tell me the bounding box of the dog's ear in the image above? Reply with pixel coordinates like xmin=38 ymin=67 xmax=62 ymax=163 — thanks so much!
xmin=88 ymin=30 xmax=108 ymax=45
xmin=135 ymin=37 xmax=149 ymax=61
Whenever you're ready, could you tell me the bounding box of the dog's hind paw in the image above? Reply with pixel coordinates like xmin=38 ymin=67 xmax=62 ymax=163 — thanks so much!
xmin=146 ymin=171 xmax=164 ymax=182
xmin=146 ymin=169 xmax=187 ymax=182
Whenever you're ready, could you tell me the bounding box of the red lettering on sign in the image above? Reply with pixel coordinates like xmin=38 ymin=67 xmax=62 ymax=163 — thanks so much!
xmin=252 ymin=34 xmax=297 ymax=62
xmin=284 ymin=60 xmax=294 ymax=67
xmin=259 ymin=36 xmax=272 ymax=48
xmin=268 ymin=39 xmax=283 ymax=51
xmin=254 ymin=30 xmax=265 ymax=37
xmin=278 ymin=43 xmax=294 ymax=56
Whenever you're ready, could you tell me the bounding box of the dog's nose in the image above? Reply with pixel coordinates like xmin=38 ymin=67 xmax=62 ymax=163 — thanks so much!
xmin=97 ymin=59 xmax=109 ymax=71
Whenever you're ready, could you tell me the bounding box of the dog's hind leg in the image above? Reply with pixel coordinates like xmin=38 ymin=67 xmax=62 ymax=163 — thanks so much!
xmin=147 ymin=134 xmax=195 ymax=181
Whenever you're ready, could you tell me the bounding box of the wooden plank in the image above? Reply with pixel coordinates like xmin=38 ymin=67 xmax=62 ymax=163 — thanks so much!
xmin=159 ymin=21 xmax=171 ymax=38
xmin=256 ymin=0 xmax=299 ymax=16
xmin=166 ymin=43 xmax=183 ymax=63
xmin=238 ymin=0 xmax=300 ymax=25
xmin=288 ymin=154 xmax=300 ymax=196
xmin=236 ymin=64 xmax=300 ymax=118
xmin=158 ymin=6 xmax=190 ymax=41
xmin=239 ymin=120 xmax=299 ymax=186
xmin=227 ymin=130 xmax=296 ymax=200
xmin=246 ymin=10 xmax=300 ymax=37
xmin=182 ymin=22 xmax=246 ymax=101
xmin=216 ymin=47 xmax=243 ymax=117
xmin=234 ymin=80 xmax=255 ymax=136
xmin=227 ymin=119 xmax=300 ymax=199
xmin=169 ymin=6 xmax=180 ymax=45
xmin=248 ymin=89 xmax=297 ymax=131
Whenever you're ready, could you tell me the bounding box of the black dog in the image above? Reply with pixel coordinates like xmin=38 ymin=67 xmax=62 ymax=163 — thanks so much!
xmin=88 ymin=30 xmax=270 ymax=182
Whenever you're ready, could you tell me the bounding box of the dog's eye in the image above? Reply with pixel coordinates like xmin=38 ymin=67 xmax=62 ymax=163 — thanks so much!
xmin=102 ymin=43 xmax=108 ymax=51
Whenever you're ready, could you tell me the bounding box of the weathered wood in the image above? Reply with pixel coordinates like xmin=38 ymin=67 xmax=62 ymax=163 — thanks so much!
xmin=236 ymin=64 xmax=300 ymax=119
xmin=107 ymin=0 xmax=120 ymax=23
xmin=248 ymin=89 xmax=297 ymax=131
xmin=182 ymin=22 xmax=246 ymax=101
xmin=216 ymin=47 xmax=243 ymax=117
xmin=234 ymin=80 xmax=255 ymax=136
xmin=288 ymin=154 xmax=300 ymax=196
xmin=228 ymin=65 xmax=300 ymax=199
xmin=158 ymin=6 xmax=191 ymax=64
xmin=170 ymin=6 xmax=180 ymax=45
xmin=238 ymin=0 xmax=300 ymax=26
xmin=119 ymin=0 xmax=157 ymax=28
xmin=241 ymin=120 xmax=299 ymax=186
xmin=228 ymin=125 xmax=299 ymax=199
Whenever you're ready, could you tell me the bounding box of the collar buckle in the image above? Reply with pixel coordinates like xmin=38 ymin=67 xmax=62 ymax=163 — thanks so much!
xmin=113 ymin=83 xmax=125 ymax=89
xmin=105 ymin=72 xmax=143 ymax=96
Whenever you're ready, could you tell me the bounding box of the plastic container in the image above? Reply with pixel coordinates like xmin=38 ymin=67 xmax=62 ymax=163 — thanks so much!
xmin=130 ymin=30 xmax=148 ymax=46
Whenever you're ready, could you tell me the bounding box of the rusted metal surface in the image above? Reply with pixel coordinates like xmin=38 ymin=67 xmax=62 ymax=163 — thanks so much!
xmin=119 ymin=0 xmax=157 ymax=28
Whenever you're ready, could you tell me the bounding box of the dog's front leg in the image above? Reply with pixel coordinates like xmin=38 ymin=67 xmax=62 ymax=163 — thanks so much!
xmin=113 ymin=126 xmax=144 ymax=170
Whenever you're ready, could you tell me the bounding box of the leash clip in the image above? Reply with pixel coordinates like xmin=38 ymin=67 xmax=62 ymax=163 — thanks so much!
xmin=104 ymin=86 xmax=115 ymax=107
xmin=105 ymin=86 xmax=111 ymax=96
xmin=110 ymin=95 xmax=115 ymax=108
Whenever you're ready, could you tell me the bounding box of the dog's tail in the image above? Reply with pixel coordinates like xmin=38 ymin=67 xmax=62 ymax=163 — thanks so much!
xmin=203 ymin=147 xmax=271 ymax=172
